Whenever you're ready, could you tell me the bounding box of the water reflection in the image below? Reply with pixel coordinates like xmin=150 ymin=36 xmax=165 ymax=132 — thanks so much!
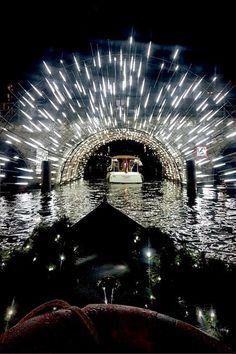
xmin=1 ymin=180 xmax=236 ymax=262
xmin=39 ymin=193 xmax=53 ymax=216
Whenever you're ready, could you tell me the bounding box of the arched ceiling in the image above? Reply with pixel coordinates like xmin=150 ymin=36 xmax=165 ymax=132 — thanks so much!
xmin=0 ymin=38 xmax=235 ymax=187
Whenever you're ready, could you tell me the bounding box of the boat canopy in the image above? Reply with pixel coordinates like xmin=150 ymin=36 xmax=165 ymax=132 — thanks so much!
xmin=111 ymin=155 xmax=140 ymax=160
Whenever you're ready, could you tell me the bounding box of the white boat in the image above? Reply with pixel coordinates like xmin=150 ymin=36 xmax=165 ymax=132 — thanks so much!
xmin=107 ymin=155 xmax=143 ymax=184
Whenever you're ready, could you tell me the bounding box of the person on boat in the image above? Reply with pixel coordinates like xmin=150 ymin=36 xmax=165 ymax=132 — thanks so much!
xmin=123 ymin=160 xmax=128 ymax=173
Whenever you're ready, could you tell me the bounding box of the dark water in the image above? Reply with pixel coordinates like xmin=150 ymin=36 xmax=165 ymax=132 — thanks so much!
xmin=1 ymin=180 xmax=236 ymax=262
xmin=1 ymin=180 xmax=236 ymax=351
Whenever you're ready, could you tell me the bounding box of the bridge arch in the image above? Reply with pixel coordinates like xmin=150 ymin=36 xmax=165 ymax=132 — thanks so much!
xmin=58 ymin=128 xmax=184 ymax=183
xmin=0 ymin=39 xmax=235 ymax=189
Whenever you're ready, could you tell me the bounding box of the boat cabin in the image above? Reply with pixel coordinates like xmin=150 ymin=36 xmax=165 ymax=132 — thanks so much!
xmin=107 ymin=155 xmax=143 ymax=183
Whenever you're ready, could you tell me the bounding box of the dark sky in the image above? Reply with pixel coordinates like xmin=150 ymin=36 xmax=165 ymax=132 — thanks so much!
xmin=0 ymin=0 xmax=235 ymax=98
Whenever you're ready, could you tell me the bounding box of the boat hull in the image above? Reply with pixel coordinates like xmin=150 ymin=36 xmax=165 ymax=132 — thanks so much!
xmin=107 ymin=172 xmax=143 ymax=184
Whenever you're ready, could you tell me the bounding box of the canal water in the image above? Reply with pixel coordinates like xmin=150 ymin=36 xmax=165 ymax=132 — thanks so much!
xmin=1 ymin=180 xmax=236 ymax=263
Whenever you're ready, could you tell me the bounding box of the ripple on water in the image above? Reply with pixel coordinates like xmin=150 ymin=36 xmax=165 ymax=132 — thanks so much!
xmin=1 ymin=180 xmax=236 ymax=262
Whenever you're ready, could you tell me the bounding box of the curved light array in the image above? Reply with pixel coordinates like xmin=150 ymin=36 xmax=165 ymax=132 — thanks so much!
xmin=0 ymin=37 xmax=235 ymax=187
xmin=59 ymin=128 xmax=183 ymax=183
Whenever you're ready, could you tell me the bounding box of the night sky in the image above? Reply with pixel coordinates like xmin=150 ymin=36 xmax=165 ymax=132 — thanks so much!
xmin=0 ymin=0 xmax=235 ymax=99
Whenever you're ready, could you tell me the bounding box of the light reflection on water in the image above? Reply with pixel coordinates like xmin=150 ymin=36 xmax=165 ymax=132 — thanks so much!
xmin=1 ymin=180 xmax=236 ymax=262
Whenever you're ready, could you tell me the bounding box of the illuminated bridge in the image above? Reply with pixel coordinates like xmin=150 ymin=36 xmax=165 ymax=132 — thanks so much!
xmin=0 ymin=38 xmax=236 ymax=190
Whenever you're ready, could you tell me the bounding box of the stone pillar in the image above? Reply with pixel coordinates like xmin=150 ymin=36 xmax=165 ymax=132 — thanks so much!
xmin=186 ymin=159 xmax=197 ymax=198
xmin=41 ymin=160 xmax=51 ymax=193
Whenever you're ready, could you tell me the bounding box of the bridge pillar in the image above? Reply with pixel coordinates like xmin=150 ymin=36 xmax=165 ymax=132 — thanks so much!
xmin=186 ymin=159 xmax=197 ymax=199
xmin=41 ymin=160 xmax=51 ymax=193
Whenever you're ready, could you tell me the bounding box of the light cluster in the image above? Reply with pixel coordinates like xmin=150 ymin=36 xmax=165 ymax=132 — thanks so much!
xmin=0 ymin=37 xmax=235 ymax=187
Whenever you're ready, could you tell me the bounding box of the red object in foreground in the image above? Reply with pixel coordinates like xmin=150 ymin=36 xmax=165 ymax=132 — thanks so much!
xmin=0 ymin=299 xmax=232 ymax=353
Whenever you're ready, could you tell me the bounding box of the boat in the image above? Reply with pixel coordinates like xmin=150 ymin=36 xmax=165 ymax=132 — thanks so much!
xmin=107 ymin=155 xmax=143 ymax=184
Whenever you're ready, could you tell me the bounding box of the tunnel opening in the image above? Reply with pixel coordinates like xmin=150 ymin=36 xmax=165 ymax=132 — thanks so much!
xmin=83 ymin=140 xmax=163 ymax=181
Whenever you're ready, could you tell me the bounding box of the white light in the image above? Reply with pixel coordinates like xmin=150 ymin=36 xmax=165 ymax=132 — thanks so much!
xmin=28 ymin=158 xmax=39 ymax=163
xmin=48 ymin=265 xmax=55 ymax=271
xmin=198 ymin=160 xmax=210 ymax=166
xmin=5 ymin=134 xmax=21 ymax=143
xmin=183 ymin=83 xmax=193 ymax=98
xmin=49 ymin=99 xmax=59 ymax=111
xmin=144 ymin=93 xmax=150 ymax=108
xmin=213 ymin=163 xmax=226 ymax=168
xmin=38 ymin=109 xmax=48 ymax=119
xmin=226 ymin=131 xmax=236 ymax=138
xmin=73 ymin=55 xmax=80 ymax=72
xmin=198 ymin=309 xmax=203 ymax=318
xmin=201 ymin=103 xmax=208 ymax=111
xmin=39 ymin=121 xmax=50 ymax=131
xmin=224 ymin=170 xmax=236 ymax=175
xmin=97 ymin=51 xmax=101 ymax=68
xmin=196 ymin=137 xmax=209 ymax=145
xmin=196 ymin=174 xmax=209 ymax=178
xmin=22 ymin=125 xmax=33 ymax=132
xmin=84 ymin=64 xmax=90 ymax=80
xmin=210 ymin=310 xmax=216 ymax=319
xmin=156 ymin=87 xmax=163 ymax=103
xmin=179 ymin=73 xmax=187 ymax=87
xmin=175 ymin=135 xmax=182 ymax=142
xmin=216 ymin=91 xmax=229 ymax=104
xmin=147 ymin=42 xmax=151 ymax=58
xmin=29 ymin=138 xmax=44 ymax=148
xmin=20 ymin=110 xmax=32 ymax=120
xmin=17 ymin=176 xmax=34 ymax=180
xmin=192 ymin=78 xmax=203 ymax=92
xmin=173 ymin=48 xmax=179 ymax=60
xmin=60 ymin=254 xmax=65 ymax=261
xmin=24 ymin=140 xmax=38 ymax=149
xmin=59 ymin=71 xmax=66 ymax=82
xmin=63 ymin=84 xmax=72 ymax=99
xmin=206 ymin=109 xmax=220 ymax=121
xmin=5 ymin=306 xmax=15 ymax=320
xmin=19 ymin=99 xmax=26 ymax=107
xmin=200 ymin=109 xmax=213 ymax=122
xmin=212 ymin=156 xmax=224 ymax=162
xmin=194 ymin=91 xmax=202 ymax=100
xmin=140 ymin=79 xmax=145 ymax=95
xmin=203 ymin=127 xmax=213 ymax=136
xmin=43 ymin=61 xmax=51 ymax=75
